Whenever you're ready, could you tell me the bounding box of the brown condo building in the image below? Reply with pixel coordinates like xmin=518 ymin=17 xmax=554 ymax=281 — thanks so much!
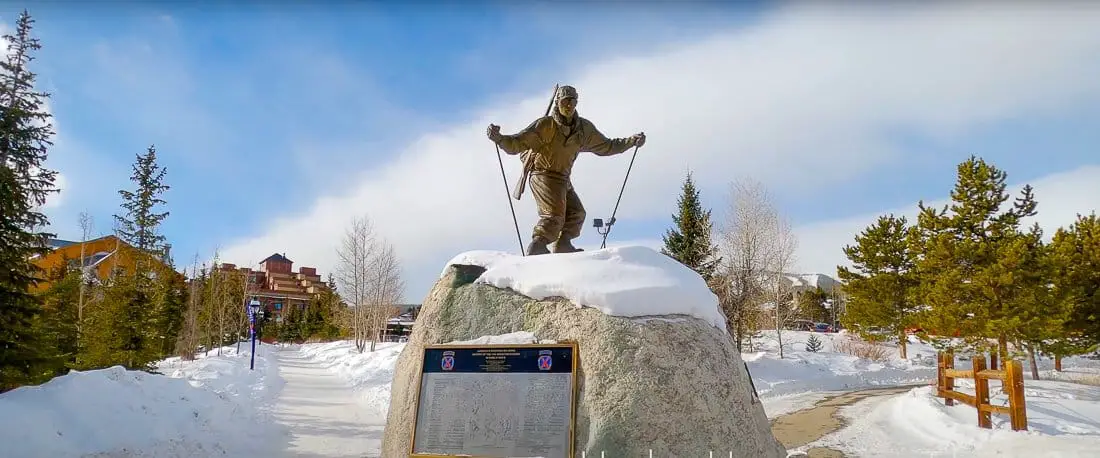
xmin=218 ymin=253 xmax=333 ymax=324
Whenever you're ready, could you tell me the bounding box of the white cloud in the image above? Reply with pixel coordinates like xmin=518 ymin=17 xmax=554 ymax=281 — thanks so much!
xmin=220 ymin=2 xmax=1100 ymax=301
xmin=794 ymin=165 xmax=1100 ymax=277
xmin=40 ymin=171 xmax=65 ymax=209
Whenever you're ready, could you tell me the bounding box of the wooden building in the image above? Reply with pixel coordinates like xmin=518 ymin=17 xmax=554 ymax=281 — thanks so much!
xmin=30 ymin=235 xmax=176 ymax=293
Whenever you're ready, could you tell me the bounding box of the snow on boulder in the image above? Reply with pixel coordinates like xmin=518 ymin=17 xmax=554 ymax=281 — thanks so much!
xmin=440 ymin=245 xmax=727 ymax=331
xmin=382 ymin=245 xmax=787 ymax=457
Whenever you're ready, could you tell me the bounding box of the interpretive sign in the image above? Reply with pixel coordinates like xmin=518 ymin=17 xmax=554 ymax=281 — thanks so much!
xmin=409 ymin=342 xmax=578 ymax=458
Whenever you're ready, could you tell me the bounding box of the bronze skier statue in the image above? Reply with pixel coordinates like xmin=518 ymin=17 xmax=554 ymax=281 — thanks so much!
xmin=488 ymin=85 xmax=645 ymax=255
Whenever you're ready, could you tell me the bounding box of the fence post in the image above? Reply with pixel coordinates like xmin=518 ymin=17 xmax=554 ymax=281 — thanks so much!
xmin=1005 ymin=360 xmax=1028 ymax=431
xmin=972 ymin=355 xmax=991 ymax=428
xmin=936 ymin=352 xmax=944 ymax=395
xmin=944 ymin=349 xmax=955 ymax=406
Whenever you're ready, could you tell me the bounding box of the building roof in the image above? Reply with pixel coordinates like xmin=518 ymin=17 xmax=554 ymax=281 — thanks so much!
xmin=47 ymin=238 xmax=78 ymax=250
xmin=260 ymin=253 xmax=293 ymax=264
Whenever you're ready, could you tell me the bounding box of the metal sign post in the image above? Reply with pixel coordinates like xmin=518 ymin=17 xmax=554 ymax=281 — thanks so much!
xmin=248 ymin=299 xmax=260 ymax=370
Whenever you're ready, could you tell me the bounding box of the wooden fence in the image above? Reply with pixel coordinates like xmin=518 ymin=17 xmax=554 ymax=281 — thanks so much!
xmin=936 ymin=351 xmax=1028 ymax=431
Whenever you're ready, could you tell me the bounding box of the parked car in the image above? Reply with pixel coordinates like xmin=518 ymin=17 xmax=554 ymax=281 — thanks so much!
xmin=790 ymin=320 xmax=816 ymax=332
xmin=813 ymin=322 xmax=834 ymax=333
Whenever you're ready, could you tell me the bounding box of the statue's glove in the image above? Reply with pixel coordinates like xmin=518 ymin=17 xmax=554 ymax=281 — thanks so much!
xmin=631 ymin=132 xmax=646 ymax=148
xmin=487 ymin=124 xmax=503 ymax=143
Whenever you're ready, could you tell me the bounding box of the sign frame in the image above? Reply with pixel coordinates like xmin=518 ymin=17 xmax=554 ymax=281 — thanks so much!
xmin=407 ymin=341 xmax=579 ymax=458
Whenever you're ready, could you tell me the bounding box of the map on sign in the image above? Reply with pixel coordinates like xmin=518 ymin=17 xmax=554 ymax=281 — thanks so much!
xmin=409 ymin=343 xmax=577 ymax=458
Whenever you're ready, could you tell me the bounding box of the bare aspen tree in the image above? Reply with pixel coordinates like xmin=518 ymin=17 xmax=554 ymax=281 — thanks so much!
xmin=337 ymin=216 xmax=378 ymax=353
xmin=211 ymin=250 xmax=228 ymax=355
xmin=715 ymin=180 xmax=773 ymax=352
xmin=176 ymin=255 xmax=202 ymax=360
xmin=197 ymin=251 xmax=236 ymax=356
xmin=235 ymin=264 xmax=257 ymax=352
xmin=197 ymin=262 xmax=215 ymax=356
xmin=366 ymin=239 xmax=404 ymax=352
xmin=77 ymin=211 xmax=94 ymax=340
xmin=764 ymin=206 xmax=799 ymax=359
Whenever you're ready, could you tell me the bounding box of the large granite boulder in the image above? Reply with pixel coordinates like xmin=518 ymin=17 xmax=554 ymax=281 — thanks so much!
xmin=381 ymin=246 xmax=787 ymax=457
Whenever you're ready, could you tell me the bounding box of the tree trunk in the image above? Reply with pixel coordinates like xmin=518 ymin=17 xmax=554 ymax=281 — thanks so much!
xmin=998 ymin=335 xmax=1008 ymax=370
xmin=989 ymin=345 xmax=998 ymax=373
xmin=898 ymin=329 xmax=908 ymax=359
xmin=775 ymin=312 xmax=784 ymax=359
xmin=1055 ymin=355 xmax=1063 ymax=372
xmin=1027 ymin=344 xmax=1040 ymax=380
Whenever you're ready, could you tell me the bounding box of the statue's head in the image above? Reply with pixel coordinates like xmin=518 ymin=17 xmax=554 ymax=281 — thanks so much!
xmin=556 ymin=85 xmax=578 ymax=117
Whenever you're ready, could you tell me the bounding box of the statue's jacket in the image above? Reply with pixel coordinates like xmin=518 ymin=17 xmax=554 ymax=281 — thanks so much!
xmin=497 ymin=113 xmax=635 ymax=180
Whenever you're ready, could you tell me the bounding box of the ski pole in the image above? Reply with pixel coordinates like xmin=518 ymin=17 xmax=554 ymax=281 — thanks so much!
xmin=494 ymin=142 xmax=525 ymax=255
xmin=599 ymin=144 xmax=641 ymax=249
xmin=496 ymin=84 xmax=560 ymax=256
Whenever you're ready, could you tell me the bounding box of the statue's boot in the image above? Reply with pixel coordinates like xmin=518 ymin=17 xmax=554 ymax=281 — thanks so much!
xmin=552 ymin=237 xmax=583 ymax=254
xmin=526 ymin=236 xmax=551 ymax=256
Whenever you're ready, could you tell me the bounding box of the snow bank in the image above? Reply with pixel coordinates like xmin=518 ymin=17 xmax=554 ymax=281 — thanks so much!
xmin=158 ymin=343 xmax=284 ymax=408
xmin=442 ymin=245 xmax=725 ymax=331
xmin=0 ymin=343 xmax=284 ymax=457
xmin=807 ymin=381 xmax=1100 ymax=456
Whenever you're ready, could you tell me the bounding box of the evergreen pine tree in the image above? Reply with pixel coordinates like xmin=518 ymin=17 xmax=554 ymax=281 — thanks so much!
xmin=992 ymin=222 xmax=1059 ymax=377
xmin=837 ymin=214 xmax=920 ymax=358
xmin=150 ymin=262 xmax=187 ymax=357
xmin=1049 ymin=212 xmax=1100 ymax=346
xmin=80 ymin=145 xmax=173 ymax=372
xmin=35 ymin=259 xmax=81 ymax=375
xmin=804 ymin=333 xmax=823 ymax=352
xmin=115 ymin=144 xmax=170 ymax=265
xmin=661 ymin=172 xmax=721 ymax=281
xmin=79 ymin=271 xmax=161 ymax=371
xmin=797 ymin=287 xmax=831 ymax=323
xmin=0 ymin=11 xmax=59 ymax=391
xmin=911 ymin=156 xmax=1038 ymax=359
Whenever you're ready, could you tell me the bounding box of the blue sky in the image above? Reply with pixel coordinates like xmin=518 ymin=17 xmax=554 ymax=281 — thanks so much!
xmin=16 ymin=2 xmax=1100 ymax=302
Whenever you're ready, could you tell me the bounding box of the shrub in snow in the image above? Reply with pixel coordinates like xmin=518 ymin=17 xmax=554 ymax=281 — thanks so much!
xmin=805 ymin=333 xmax=823 ymax=352
xmin=834 ymin=334 xmax=890 ymax=362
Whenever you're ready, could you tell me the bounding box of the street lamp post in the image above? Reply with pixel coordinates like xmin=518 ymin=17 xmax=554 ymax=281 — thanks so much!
xmin=248 ymin=299 xmax=261 ymax=370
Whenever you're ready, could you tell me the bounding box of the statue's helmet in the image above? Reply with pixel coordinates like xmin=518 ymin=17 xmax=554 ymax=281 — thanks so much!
xmin=556 ymin=85 xmax=578 ymax=101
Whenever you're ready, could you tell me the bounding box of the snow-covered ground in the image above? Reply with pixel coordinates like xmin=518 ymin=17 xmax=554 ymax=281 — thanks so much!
xmin=5 ymin=332 xmax=1091 ymax=458
xmin=746 ymin=330 xmax=940 ymax=416
xmin=805 ymin=378 xmax=1100 ymax=456
xmin=289 ymin=329 xmax=1100 ymax=457
xmin=0 ymin=343 xmax=286 ymax=457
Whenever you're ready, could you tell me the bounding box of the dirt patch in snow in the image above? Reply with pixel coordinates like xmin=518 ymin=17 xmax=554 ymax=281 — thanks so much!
xmin=771 ymin=384 xmax=925 ymax=457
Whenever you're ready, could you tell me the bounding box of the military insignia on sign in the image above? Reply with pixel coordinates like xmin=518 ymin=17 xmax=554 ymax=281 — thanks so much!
xmin=537 ymin=350 xmax=553 ymax=370
xmin=441 ymin=351 xmax=455 ymax=371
